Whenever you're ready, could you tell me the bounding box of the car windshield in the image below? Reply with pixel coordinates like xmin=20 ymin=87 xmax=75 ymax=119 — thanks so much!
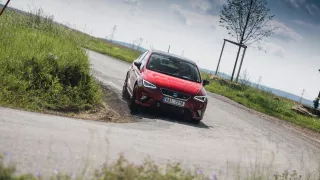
xmin=146 ymin=53 xmax=201 ymax=83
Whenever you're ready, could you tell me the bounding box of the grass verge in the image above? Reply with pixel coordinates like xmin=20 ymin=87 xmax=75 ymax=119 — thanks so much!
xmin=0 ymin=9 xmax=103 ymax=112
xmin=201 ymin=73 xmax=320 ymax=132
xmin=0 ymin=7 xmax=141 ymax=113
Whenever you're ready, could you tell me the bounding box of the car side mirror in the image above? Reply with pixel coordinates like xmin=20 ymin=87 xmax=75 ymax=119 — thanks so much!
xmin=203 ymin=79 xmax=210 ymax=87
xmin=134 ymin=61 xmax=142 ymax=69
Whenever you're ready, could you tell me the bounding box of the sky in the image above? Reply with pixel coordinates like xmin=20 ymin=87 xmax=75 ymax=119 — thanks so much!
xmin=3 ymin=0 xmax=320 ymax=100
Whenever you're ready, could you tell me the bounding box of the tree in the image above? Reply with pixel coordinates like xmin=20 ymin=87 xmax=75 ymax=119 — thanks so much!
xmin=219 ymin=0 xmax=276 ymax=81
xmin=314 ymin=97 xmax=319 ymax=110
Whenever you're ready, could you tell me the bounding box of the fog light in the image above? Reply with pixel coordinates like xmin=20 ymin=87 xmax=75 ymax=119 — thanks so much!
xmin=140 ymin=95 xmax=148 ymax=100
xmin=197 ymin=110 xmax=202 ymax=117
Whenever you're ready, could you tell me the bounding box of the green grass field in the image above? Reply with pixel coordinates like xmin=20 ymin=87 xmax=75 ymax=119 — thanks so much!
xmin=84 ymin=38 xmax=141 ymax=63
xmin=201 ymin=73 xmax=320 ymax=132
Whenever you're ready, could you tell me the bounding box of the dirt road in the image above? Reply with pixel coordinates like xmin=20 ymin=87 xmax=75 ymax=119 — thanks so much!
xmin=0 ymin=50 xmax=319 ymax=178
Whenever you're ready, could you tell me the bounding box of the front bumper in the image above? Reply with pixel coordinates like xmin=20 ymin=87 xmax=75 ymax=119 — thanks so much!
xmin=135 ymin=86 xmax=207 ymax=120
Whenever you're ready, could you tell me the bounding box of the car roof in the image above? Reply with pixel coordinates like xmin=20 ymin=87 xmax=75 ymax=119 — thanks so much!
xmin=148 ymin=49 xmax=197 ymax=65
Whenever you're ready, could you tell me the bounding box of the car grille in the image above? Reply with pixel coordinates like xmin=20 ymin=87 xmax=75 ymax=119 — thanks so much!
xmin=160 ymin=88 xmax=190 ymax=101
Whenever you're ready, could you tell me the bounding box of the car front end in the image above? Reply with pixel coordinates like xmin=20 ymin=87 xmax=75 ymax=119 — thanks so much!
xmin=134 ymin=78 xmax=208 ymax=120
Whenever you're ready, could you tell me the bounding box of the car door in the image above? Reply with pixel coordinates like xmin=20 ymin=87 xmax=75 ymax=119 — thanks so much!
xmin=127 ymin=50 xmax=149 ymax=94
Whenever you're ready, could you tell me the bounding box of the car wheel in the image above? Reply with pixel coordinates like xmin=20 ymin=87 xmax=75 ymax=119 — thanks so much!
xmin=129 ymin=84 xmax=138 ymax=112
xmin=192 ymin=119 xmax=201 ymax=125
xmin=122 ymin=74 xmax=129 ymax=99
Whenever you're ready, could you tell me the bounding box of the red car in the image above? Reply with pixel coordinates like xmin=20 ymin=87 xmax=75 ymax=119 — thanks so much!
xmin=122 ymin=49 xmax=210 ymax=123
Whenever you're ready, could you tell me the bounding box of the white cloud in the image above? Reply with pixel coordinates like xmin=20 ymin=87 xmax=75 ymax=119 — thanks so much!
xmin=190 ymin=0 xmax=212 ymax=13
xmin=285 ymin=0 xmax=300 ymax=8
xmin=123 ymin=0 xmax=138 ymax=5
xmin=306 ymin=3 xmax=320 ymax=15
xmin=258 ymin=41 xmax=285 ymax=57
xmin=269 ymin=20 xmax=303 ymax=41
xmin=284 ymin=0 xmax=320 ymax=16
xmin=169 ymin=4 xmax=218 ymax=29
xmin=267 ymin=43 xmax=285 ymax=57
xmin=313 ymin=56 xmax=320 ymax=61
xmin=189 ymin=0 xmax=226 ymax=14
xmin=292 ymin=20 xmax=320 ymax=30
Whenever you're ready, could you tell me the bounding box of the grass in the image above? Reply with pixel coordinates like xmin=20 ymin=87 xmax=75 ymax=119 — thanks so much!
xmin=84 ymin=38 xmax=141 ymax=63
xmin=0 ymin=9 xmax=105 ymax=111
xmin=201 ymin=73 xmax=320 ymax=132
xmin=1 ymin=153 xmax=318 ymax=180
xmin=0 ymin=7 xmax=141 ymax=112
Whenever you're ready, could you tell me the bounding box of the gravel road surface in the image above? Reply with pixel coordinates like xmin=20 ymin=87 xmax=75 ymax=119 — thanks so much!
xmin=0 ymin=50 xmax=319 ymax=178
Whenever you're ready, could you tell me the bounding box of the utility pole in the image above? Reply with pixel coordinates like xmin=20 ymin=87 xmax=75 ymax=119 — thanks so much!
xmin=299 ymin=89 xmax=305 ymax=104
xmin=109 ymin=25 xmax=117 ymax=42
xmin=318 ymin=69 xmax=320 ymax=98
xmin=168 ymin=45 xmax=170 ymax=53
xmin=132 ymin=40 xmax=136 ymax=49
xmin=256 ymin=76 xmax=262 ymax=89
xmin=0 ymin=0 xmax=11 ymax=17
xmin=137 ymin=38 xmax=143 ymax=51
xmin=181 ymin=49 xmax=184 ymax=56
xmin=230 ymin=0 xmax=254 ymax=82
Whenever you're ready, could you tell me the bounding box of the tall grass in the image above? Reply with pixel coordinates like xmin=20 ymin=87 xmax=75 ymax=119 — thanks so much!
xmin=0 ymin=9 xmax=103 ymax=111
xmin=1 ymin=153 xmax=318 ymax=180
xmin=0 ymin=7 xmax=143 ymax=111
xmin=201 ymin=73 xmax=320 ymax=132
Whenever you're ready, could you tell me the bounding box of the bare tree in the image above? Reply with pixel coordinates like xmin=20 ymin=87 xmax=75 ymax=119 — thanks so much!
xmin=219 ymin=0 xmax=276 ymax=81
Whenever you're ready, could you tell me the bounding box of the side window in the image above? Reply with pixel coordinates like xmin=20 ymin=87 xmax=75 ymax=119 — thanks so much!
xmin=140 ymin=52 xmax=150 ymax=69
xmin=137 ymin=50 xmax=148 ymax=63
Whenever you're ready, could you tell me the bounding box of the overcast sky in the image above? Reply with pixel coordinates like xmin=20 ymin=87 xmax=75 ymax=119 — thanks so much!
xmin=5 ymin=0 xmax=320 ymax=100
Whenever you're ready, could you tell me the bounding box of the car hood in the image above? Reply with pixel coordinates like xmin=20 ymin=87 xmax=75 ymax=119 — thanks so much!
xmin=144 ymin=69 xmax=202 ymax=95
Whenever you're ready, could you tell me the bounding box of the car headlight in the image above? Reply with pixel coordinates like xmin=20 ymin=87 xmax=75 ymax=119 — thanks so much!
xmin=194 ymin=96 xmax=206 ymax=102
xmin=143 ymin=79 xmax=157 ymax=89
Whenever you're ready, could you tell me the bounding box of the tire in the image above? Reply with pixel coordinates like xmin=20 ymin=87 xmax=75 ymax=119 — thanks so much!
xmin=183 ymin=113 xmax=201 ymax=125
xmin=192 ymin=119 xmax=201 ymax=125
xmin=129 ymin=84 xmax=138 ymax=112
xmin=122 ymin=74 xmax=129 ymax=99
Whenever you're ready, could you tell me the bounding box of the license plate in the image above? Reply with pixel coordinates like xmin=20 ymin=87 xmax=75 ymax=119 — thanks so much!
xmin=163 ymin=97 xmax=185 ymax=107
